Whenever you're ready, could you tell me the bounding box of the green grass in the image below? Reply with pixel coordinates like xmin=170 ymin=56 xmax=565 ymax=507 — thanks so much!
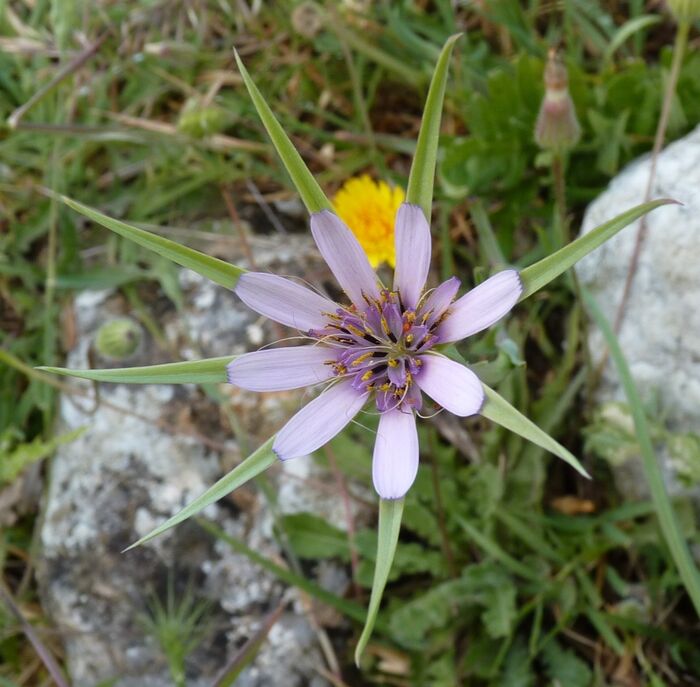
xmin=2 ymin=1 xmax=700 ymax=685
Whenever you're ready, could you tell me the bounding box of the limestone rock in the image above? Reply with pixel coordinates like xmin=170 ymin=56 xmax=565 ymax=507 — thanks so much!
xmin=37 ymin=232 xmax=356 ymax=687
xmin=576 ymin=124 xmax=700 ymax=503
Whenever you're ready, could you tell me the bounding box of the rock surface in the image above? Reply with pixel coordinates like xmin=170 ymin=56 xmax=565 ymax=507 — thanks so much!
xmin=576 ymin=124 xmax=700 ymax=502
xmin=38 ymin=231 xmax=359 ymax=687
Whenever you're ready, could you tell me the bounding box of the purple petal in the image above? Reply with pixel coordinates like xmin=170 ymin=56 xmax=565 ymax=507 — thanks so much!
xmin=227 ymin=346 xmax=335 ymax=391
xmin=273 ymin=381 xmax=368 ymax=460
xmin=235 ymin=272 xmax=336 ymax=332
xmin=415 ymin=354 xmax=484 ymax=416
xmin=310 ymin=210 xmax=381 ymax=308
xmin=419 ymin=276 xmax=460 ymax=327
xmin=437 ymin=270 xmax=522 ymax=343
xmin=393 ymin=203 xmax=431 ymax=309
xmin=372 ymin=409 xmax=419 ymax=499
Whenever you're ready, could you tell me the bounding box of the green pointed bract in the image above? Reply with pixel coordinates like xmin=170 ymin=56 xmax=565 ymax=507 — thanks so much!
xmin=406 ymin=33 xmax=462 ymax=220
xmin=37 ymin=356 xmax=235 ymax=385
xmin=519 ymin=198 xmax=676 ymax=300
xmin=60 ymin=196 xmax=246 ymax=290
xmin=123 ymin=437 xmax=277 ymax=551
xmin=234 ymin=50 xmax=332 ymax=214
xmin=481 ymin=384 xmax=590 ymax=478
xmin=354 ymin=497 xmax=404 ymax=667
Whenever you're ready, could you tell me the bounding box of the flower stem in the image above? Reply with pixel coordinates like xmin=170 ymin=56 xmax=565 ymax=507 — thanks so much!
xmin=614 ymin=19 xmax=690 ymax=333
xmin=551 ymin=152 xmax=567 ymax=247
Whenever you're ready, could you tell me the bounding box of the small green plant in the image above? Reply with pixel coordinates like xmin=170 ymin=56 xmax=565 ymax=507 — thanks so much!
xmin=140 ymin=577 xmax=211 ymax=687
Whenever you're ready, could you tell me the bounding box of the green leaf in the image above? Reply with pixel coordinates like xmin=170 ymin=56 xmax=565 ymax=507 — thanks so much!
xmin=518 ymin=199 xmax=676 ymax=300
xmin=281 ymin=513 xmax=350 ymax=559
xmin=481 ymin=383 xmax=590 ymax=479
xmin=37 ymin=356 xmax=234 ymax=385
xmin=59 ymin=195 xmax=245 ymax=289
xmin=124 ymin=438 xmax=277 ymax=551
xmin=406 ymin=33 xmax=461 ymax=219
xmin=234 ymin=50 xmax=332 ymax=214
xmin=481 ymin=580 xmax=517 ymax=639
xmin=355 ymin=497 xmax=404 ymax=667
xmin=542 ymin=639 xmax=592 ymax=687
xmin=0 ymin=427 xmax=86 ymax=484
xmin=603 ymin=15 xmax=662 ymax=65
xmin=583 ymin=288 xmax=700 ymax=616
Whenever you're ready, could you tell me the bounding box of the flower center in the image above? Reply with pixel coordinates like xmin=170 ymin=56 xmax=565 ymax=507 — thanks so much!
xmin=310 ymin=288 xmax=448 ymax=413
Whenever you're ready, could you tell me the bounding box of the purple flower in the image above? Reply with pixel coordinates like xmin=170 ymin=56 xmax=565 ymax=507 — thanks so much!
xmin=227 ymin=203 xmax=522 ymax=499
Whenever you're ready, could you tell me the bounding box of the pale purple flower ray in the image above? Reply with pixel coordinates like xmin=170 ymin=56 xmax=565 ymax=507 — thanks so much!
xmin=227 ymin=346 xmax=334 ymax=392
xmin=273 ymin=381 xmax=369 ymax=460
xmin=438 ymin=270 xmax=522 ymax=343
xmin=419 ymin=276 xmax=460 ymax=328
xmin=372 ymin=409 xmax=419 ymax=500
xmin=235 ymin=272 xmax=336 ymax=332
xmin=310 ymin=210 xmax=381 ymax=308
xmin=393 ymin=203 xmax=431 ymax=309
xmin=416 ymin=354 xmax=484 ymax=417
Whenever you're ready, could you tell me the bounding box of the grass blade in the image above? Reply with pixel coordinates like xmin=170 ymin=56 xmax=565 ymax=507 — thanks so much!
xmin=519 ymin=199 xmax=676 ymax=300
xmin=198 ymin=519 xmax=370 ymax=626
xmin=212 ymin=600 xmax=286 ymax=687
xmin=406 ymin=33 xmax=461 ymax=219
xmin=582 ymin=288 xmax=700 ymax=616
xmin=481 ymin=383 xmax=590 ymax=478
xmin=124 ymin=438 xmax=276 ymax=550
xmin=37 ymin=356 xmax=234 ymax=385
xmin=59 ymin=195 xmax=245 ymax=289
xmin=354 ymin=497 xmax=404 ymax=667
xmin=234 ymin=50 xmax=332 ymax=214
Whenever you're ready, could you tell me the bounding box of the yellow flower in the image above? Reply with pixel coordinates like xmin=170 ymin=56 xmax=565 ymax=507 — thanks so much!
xmin=333 ymin=175 xmax=405 ymax=268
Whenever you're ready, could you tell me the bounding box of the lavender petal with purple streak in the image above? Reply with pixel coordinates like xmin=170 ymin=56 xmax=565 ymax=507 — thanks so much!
xmin=227 ymin=346 xmax=335 ymax=392
xmin=416 ymin=354 xmax=484 ymax=416
xmin=310 ymin=210 xmax=381 ymax=308
xmin=273 ymin=381 xmax=369 ymax=460
xmin=393 ymin=203 xmax=431 ymax=309
xmin=372 ymin=409 xmax=419 ymax=499
xmin=437 ymin=270 xmax=522 ymax=343
xmin=235 ymin=272 xmax=335 ymax=332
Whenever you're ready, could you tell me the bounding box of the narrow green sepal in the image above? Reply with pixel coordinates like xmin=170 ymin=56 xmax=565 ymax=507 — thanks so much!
xmin=123 ymin=437 xmax=276 ymax=551
xmin=60 ymin=195 xmax=246 ymax=290
xmin=354 ymin=497 xmax=404 ymax=667
xmin=234 ymin=50 xmax=332 ymax=214
xmin=481 ymin=383 xmax=590 ymax=478
xmin=519 ymin=199 xmax=676 ymax=300
xmin=406 ymin=33 xmax=462 ymax=220
xmin=37 ymin=356 xmax=235 ymax=385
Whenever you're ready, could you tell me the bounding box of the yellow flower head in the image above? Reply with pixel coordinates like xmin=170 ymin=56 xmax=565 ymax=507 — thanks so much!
xmin=333 ymin=175 xmax=405 ymax=268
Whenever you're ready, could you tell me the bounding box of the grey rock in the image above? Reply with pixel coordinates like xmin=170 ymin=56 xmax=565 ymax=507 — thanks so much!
xmin=37 ymin=233 xmax=354 ymax=687
xmin=576 ymin=124 xmax=700 ymax=502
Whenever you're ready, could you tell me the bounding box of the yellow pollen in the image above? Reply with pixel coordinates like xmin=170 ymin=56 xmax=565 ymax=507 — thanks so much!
xmin=351 ymin=352 xmax=373 ymax=366
xmin=387 ymin=359 xmax=399 ymax=367
xmin=406 ymin=334 xmax=414 ymax=343
xmin=361 ymin=370 xmax=373 ymax=382
xmin=380 ymin=315 xmax=391 ymax=336
xmin=380 ymin=383 xmax=391 ymax=392
xmin=345 ymin=323 xmax=366 ymax=338
xmin=333 ymin=175 xmax=405 ymax=268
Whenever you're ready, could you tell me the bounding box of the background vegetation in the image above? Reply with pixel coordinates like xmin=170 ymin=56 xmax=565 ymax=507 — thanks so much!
xmin=2 ymin=1 xmax=700 ymax=685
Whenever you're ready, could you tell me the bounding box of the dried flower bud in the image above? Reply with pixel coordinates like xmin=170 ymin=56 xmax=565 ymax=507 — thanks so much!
xmin=292 ymin=2 xmax=323 ymax=38
xmin=666 ymin=0 xmax=700 ymax=21
xmin=94 ymin=318 xmax=142 ymax=361
xmin=534 ymin=51 xmax=581 ymax=153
